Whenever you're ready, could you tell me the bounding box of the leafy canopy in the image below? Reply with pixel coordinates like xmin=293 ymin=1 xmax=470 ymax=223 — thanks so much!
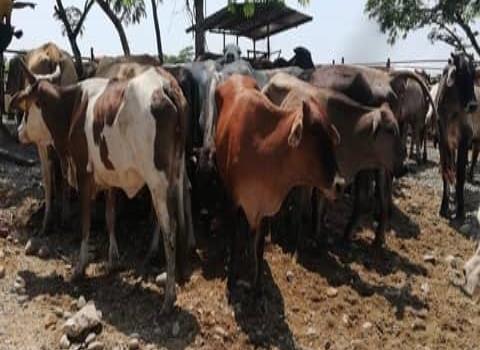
xmin=227 ymin=0 xmax=309 ymax=17
xmin=365 ymin=0 xmax=480 ymax=53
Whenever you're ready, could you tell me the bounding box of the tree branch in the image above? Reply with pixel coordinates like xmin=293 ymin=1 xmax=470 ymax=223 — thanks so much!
xmin=455 ymin=11 xmax=480 ymax=56
xmin=73 ymin=0 xmax=94 ymax=38
xmin=432 ymin=20 xmax=467 ymax=52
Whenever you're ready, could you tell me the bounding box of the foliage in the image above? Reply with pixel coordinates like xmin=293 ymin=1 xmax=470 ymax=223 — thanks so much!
xmin=107 ymin=0 xmax=147 ymax=26
xmin=53 ymin=0 xmax=94 ymax=38
xmin=54 ymin=6 xmax=85 ymax=36
xmin=365 ymin=0 xmax=480 ymax=54
xmin=227 ymin=0 xmax=309 ymax=17
xmin=164 ymin=46 xmax=194 ymax=64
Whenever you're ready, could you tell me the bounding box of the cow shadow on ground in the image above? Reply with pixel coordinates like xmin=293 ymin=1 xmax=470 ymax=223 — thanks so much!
xmin=403 ymin=159 xmax=437 ymax=176
xmin=229 ymin=265 xmax=296 ymax=350
xmin=445 ymin=184 xmax=480 ymax=239
xmin=389 ymin=203 xmax=422 ymax=239
xmin=298 ymin=244 xmax=427 ymax=320
xmin=19 ymin=269 xmax=200 ymax=350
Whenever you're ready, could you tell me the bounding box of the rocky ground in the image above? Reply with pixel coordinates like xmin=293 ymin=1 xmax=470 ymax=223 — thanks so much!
xmin=0 ymin=132 xmax=480 ymax=350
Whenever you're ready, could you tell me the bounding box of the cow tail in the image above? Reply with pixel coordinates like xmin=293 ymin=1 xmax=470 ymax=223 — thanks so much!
xmin=203 ymin=72 xmax=220 ymax=150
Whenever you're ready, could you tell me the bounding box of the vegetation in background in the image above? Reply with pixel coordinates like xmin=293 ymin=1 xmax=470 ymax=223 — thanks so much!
xmin=366 ymin=0 xmax=480 ymax=56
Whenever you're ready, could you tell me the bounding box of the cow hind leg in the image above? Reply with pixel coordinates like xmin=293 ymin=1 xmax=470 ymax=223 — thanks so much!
xmin=72 ymin=177 xmax=93 ymax=280
xmin=373 ymin=170 xmax=390 ymax=247
xmin=175 ymin=169 xmax=189 ymax=281
xmin=105 ymin=189 xmax=120 ymax=271
xmin=38 ymin=146 xmax=53 ymax=236
xmin=183 ymin=173 xmax=195 ymax=253
xmin=455 ymin=138 xmax=469 ymax=221
xmin=422 ymin=126 xmax=428 ymax=163
xmin=227 ymin=207 xmax=247 ymax=301
xmin=469 ymin=144 xmax=479 ymax=183
xmin=252 ymin=220 xmax=267 ymax=298
xmin=440 ymin=179 xmax=450 ymax=218
xmin=344 ymin=174 xmax=364 ymax=243
xmin=150 ymin=180 xmax=177 ymax=315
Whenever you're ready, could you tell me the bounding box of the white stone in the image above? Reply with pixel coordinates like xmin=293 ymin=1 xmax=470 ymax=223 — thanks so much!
xmin=87 ymin=341 xmax=105 ymax=350
xmin=85 ymin=332 xmax=96 ymax=344
xmin=62 ymin=302 xmax=102 ymax=338
xmin=155 ymin=272 xmax=167 ymax=286
xmin=128 ymin=338 xmax=140 ymax=350
xmin=77 ymin=296 xmax=87 ymax=309
xmin=362 ymin=322 xmax=373 ymax=330
xmin=59 ymin=334 xmax=70 ymax=349
xmin=326 ymin=287 xmax=338 ymax=298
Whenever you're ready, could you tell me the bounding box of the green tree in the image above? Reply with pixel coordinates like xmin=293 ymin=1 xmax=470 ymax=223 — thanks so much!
xmin=365 ymin=0 xmax=480 ymax=55
xmin=164 ymin=46 xmax=194 ymax=64
xmin=96 ymin=0 xmax=147 ymax=55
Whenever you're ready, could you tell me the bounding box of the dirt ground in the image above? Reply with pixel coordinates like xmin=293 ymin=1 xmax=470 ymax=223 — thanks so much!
xmin=1 ymin=131 xmax=480 ymax=350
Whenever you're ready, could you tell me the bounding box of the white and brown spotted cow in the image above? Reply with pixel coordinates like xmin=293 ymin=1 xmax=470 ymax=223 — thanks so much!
xmin=11 ymin=62 xmax=188 ymax=314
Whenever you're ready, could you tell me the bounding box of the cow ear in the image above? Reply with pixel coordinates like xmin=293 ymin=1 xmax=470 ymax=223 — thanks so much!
xmin=446 ymin=66 xmax=456 ymax=87
xmin=288 ymin=105 xmax=305 ymax=148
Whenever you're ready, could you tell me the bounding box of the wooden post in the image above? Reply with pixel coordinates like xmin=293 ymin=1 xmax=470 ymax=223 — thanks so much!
xmin=223 ymin=32 xmax=226 ymax=52
xmin=267 ymin=24 xmax=270 ymax=60
xmin=0 ymin=52 xmax=4 ymax=123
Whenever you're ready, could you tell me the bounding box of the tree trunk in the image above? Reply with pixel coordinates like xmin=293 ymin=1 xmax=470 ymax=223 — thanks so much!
xmin=151 ymin=0 xmax=163 ymax=63
xmin=194 ymin=0 xmax=205 ymax=58
xmin=96 ymin=0 xmax=131 ymax=55
xmin=55 ymin=0 xmax=85 ymax=78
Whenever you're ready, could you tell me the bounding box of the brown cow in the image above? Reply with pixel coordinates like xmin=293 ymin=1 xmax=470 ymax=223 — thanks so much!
xmin=437 ymin=52 xmax=478 ymax=220
xmin=299 ymin=65 xmax=437 ymax=163
xmin=215 ymin=74 xmax=340 ymax=297
xmin=263 ymin=73 xmax=404 ymax=246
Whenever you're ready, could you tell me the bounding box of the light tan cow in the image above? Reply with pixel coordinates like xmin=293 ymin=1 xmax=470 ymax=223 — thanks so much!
xmin=7 ymin=42 xmax=78 ymax=235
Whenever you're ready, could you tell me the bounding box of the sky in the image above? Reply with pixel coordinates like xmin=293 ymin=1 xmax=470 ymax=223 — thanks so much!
xmin=7 ymin=0 xmax=477 ymax=70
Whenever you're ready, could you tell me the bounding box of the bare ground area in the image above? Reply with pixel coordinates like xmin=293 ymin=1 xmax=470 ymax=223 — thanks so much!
xmin=1 ymin=134 xmax=480 ymax=350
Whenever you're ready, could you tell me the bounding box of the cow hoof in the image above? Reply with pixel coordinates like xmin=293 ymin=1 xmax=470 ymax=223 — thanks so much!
xmin=106 ymin=260 xmax=121 ymax=274
xmin=373 ymin=237 xmax=385 ymax=249
xmin=341 ymin=233 xmax=353 ymax=246
xmin=439 ymin=208 xmax=449 ymax=219
xmin=453 ymin=214 xmax=465 ymax=225
xmin=70 ymin=269 xmax=86 ymax=283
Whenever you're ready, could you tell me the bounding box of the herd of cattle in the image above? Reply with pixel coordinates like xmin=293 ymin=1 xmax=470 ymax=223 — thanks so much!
xmin=4 ymin=42 xmax=480 ymax=313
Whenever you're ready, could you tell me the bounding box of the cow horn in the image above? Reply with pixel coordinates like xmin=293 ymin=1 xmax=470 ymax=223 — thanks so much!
xmin=17 ymin=58 xmax=37 ymax=84
xmin=34 ymin=64 xmax=62 ymax=82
